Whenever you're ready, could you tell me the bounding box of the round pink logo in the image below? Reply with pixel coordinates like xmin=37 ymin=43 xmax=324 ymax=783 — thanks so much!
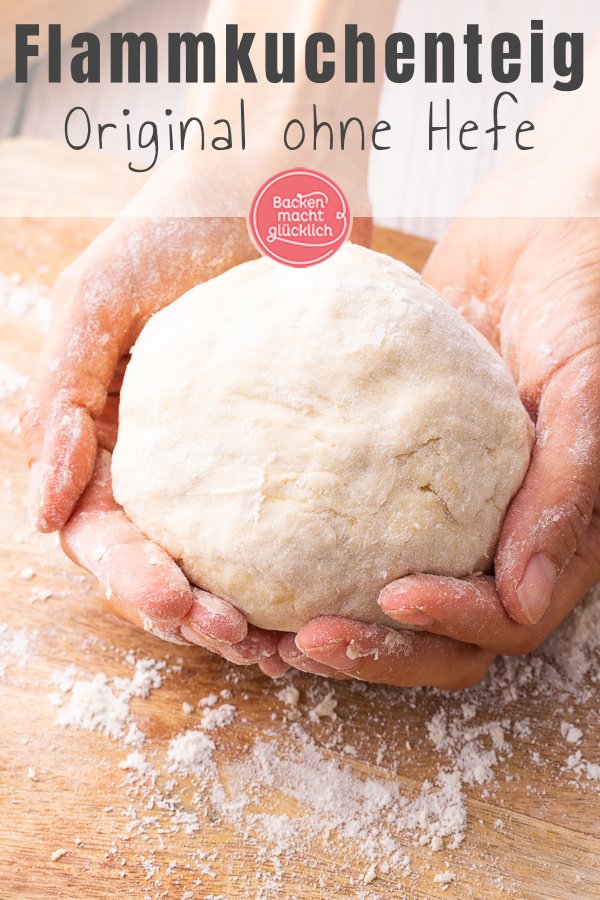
xmin=249 ymin=169 xmax=351 ymax=267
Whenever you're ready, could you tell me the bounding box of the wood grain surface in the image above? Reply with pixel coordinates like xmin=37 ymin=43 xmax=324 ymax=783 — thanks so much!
xmin=1 ymin=138 xmax=600 ymax=900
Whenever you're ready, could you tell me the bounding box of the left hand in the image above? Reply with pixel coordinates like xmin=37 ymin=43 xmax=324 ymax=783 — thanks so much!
xmin=58 ymin=353 xmax=288 ymax=674
xmin=279 ymin=217 xmax=600 ymax=688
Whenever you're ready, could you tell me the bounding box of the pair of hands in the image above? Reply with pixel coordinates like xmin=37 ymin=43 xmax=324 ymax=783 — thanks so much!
xmin=20 ymin=174 xmax=600 ymax=688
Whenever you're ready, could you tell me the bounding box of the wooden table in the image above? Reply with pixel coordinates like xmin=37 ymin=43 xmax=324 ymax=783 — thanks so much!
xmin=1 ymin=138 xmax=599 ymax=900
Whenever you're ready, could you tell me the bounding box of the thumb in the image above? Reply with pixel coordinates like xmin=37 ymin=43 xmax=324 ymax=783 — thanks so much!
xmin=20 ymin=233 xmax=137 ymax=532
xmin=496 ymin=346 xmax=600 ymax=625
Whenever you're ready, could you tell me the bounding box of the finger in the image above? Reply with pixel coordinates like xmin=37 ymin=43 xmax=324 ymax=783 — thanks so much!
xmin=258 ymin=652 xmax=291 ymax=678
xmin=379 ymin=497 xmax=600 ymax=656
xmin=62 ymin=449 xmax=252 ymax=646
xmin=61 ymin=448 xmax=195 ymax=622
xmin=180 ymin=622 xmax=279 ymax=666
xmin=76 ymin=521 xmax=248 ymax=647
xmin=20 ymin=246 xmax=139 ymax=531
xmin=278 ymin=633 xmax=353 ymax=681
xmin=21 ymin=383 xmax=99 ymax=532
xmin=181 ymin=588 xmax=248 ymax=645
xmin=295 ymin=618 xmax=495 ymax=689
xmin=496 ymin=349 xmax=600 ymax=625
xmin=210 ymin=623 xmax=279 ymax=663
xmin=381 ymin=491 xmax=600 ymax=657
xmin=381 ymin=574 xmax=509 ymax=642
xmin=100 ymin=590 xmax=194 ymax=646
xmin=379 ymin=574 xmax=546 ymax=656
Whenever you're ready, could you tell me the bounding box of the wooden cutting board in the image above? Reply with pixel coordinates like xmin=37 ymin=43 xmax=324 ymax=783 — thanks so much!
xmin=1 ymin=137 xmax=599 ymax=900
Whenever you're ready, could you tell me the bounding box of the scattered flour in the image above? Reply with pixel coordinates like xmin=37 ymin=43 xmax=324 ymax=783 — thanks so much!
xmin=51 ymin=664 xmax=78 ymax=693
xmin=0 ymin=361 xmax=27 ymax=402
xmin=119 ymin=751 xmax=157 ymax=781
xmin=277 ymin=685 xmax=300 ymax=708
xmin=0 ymin=622 xmax=33 ymax=672
xmin=167 ymin=730 xmax=216 ymax=774
xmin=55 ymin=660 xmax=163 ymax=740
xmin=364 ymin=863 xmax=378 ymax=884
xmin=123 ymin=723 xmax=146 ymax=747
xmin=0 ymin=271 xmax=51 ymax=331
xmin=4 ymin=577 xmax=600 ymax=895
xmin=561 ymin=722 xmax=583 ymax=744
xmin=200 ymin=703 xmax=236 ymax=731
xmin=198 ymin=693 xmax=219 ymax=707
xmin=55 ymin=673 xmax=131 ymax=739
xmin=223 ymin=729 xmax=467 ymax=854
xmin=29 ymin=588 xmax=52 ymax=604
xmin=434 ymin=869 xmax=457 ymax=886
xmin=308 ymin=690 xmax=338 ymax=722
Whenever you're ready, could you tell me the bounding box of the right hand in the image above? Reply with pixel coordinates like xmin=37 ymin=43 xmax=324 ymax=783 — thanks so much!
xmin=286 ymin=215 xmax=600 ymax=688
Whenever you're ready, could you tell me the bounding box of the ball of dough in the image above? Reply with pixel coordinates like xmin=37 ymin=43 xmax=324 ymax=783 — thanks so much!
xmin=112 ymin=243 xmax=533 ymax=632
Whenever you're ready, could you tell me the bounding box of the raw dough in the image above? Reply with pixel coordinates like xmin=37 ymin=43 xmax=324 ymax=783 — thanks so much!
xmin=112 ymin=243 xmax=533 ymax=632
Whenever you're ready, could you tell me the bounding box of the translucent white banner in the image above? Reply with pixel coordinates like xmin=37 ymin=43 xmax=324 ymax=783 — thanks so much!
xmin=1 ymin=0 xmax=599 ymax=228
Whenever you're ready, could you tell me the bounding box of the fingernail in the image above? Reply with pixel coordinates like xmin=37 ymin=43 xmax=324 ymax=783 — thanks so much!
xmin=27 ymin=461 xmax=42 ymax=527
xmin=180 ymin=623 xmax=252 ymax=664
xmin=185 ymin=622 xmax=220 ymax=644
xmin=297 ymin=639 xmax=362 ymax=671
xmin=191 ymin=589 xmax=248 ymax=644
xmin=382 ymin=608 xmax=435 ymax=628
xmin=517 ymin=553 xmax=557 ymax=624
xmin=259 ymin=656 xmax=291 ymax=678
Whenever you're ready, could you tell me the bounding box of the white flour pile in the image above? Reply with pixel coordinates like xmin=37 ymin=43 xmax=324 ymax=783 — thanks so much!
xmin=53 ymin=658 xmax=163 ymax=741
